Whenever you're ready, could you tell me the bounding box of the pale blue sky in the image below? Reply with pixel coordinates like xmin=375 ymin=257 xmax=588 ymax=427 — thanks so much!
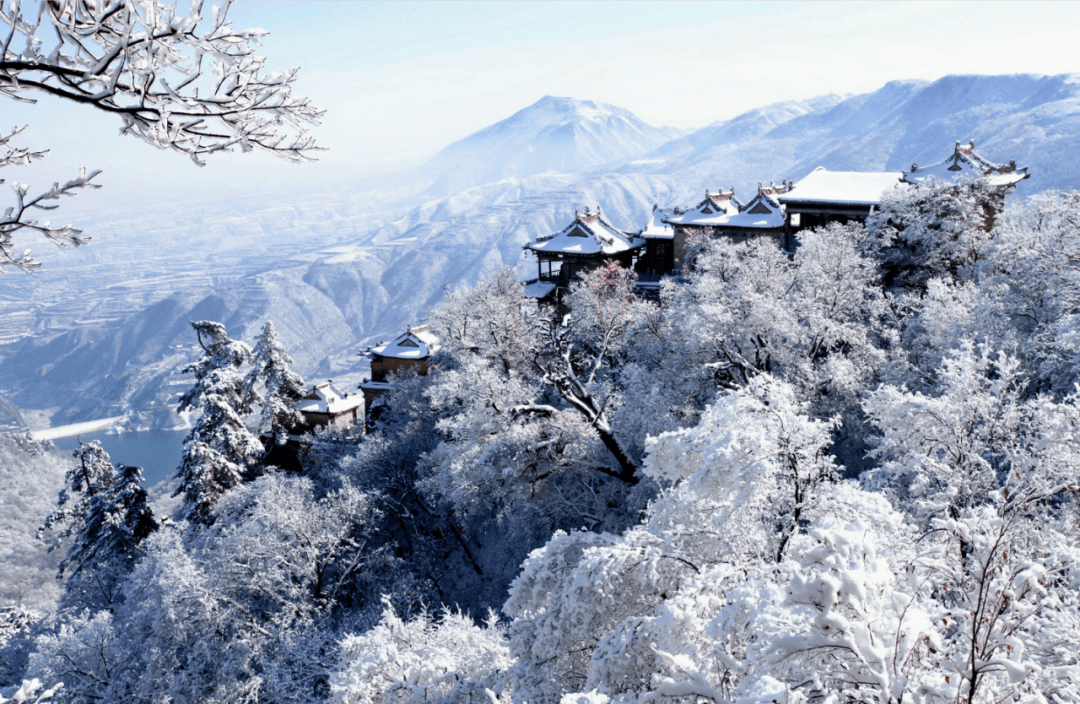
xmin=5 ymin=1 xmax=1080 ymax=206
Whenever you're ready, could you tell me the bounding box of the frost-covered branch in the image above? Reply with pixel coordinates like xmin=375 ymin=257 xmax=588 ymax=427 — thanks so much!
xmin=0 ymin=0 xmax=323 ymax=163
xmin=0 ymin=0 xmax=323 ymax=272
xmin=0 ymin=164 xmax=99 ymax=272
xmin=533 ymin=313 xmax=639 ymax=485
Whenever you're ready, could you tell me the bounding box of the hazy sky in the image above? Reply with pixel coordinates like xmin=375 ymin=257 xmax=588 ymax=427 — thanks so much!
xmin=5 ymin=1 xmax=1080 ymax=205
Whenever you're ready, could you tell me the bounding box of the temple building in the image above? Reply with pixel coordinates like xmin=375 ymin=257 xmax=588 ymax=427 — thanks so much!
xmin=903 ymin=139 xmax=1030 ymax=230
xmin=711 ymin=181 xmax=791 ymax=247
xmin=779 ymin=167 xmax=904 ymax=237
xmin=359 ymin=325 xmax=440 ymax=429
xmin=523 ymin=206 xmax=644 ymax=300
xmin=648 ymin=183 xmax=792 ymax=274
xmin=903 ymin=140 xmax=1029 ymax=188
xmin=663 ymin=188 xmax=741 ymax=271
xmin=636 ymin=205 xmax=676 ymax=276
xmin=294 ymin=381 xmax=363 ymax=431
xmin=529 ymin=141 xmax=1030 ymax=286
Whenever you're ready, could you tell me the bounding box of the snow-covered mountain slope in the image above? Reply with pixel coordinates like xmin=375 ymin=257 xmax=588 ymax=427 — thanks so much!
xmin=417 ymin=96 xmax=683 ymax=196
xmin=4 ymin=73 xmax=1080 ymax=430
xmin=650 ymin=94 xmax=849 ymax=160
xmin=649 ymin=74 xmax=1080 ymax=196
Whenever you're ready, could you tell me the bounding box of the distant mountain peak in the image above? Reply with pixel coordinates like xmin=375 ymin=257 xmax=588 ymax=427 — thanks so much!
xmin=419 ymin=96 xmax=681 ymax=196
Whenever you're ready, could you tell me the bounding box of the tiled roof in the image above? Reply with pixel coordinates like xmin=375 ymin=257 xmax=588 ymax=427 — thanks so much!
xmin=665 ymin=188 xmax=743 ymax=226
xmin=780 ymin=167 xmax=904 ymax=206
xmin=295 ymin=381 xmax=362 ymax=415
xmin=526 ymin=206 xmax=644 ymax=256
xmin=371 ymin=325 xmax=440 ymax=359
xmin=904 ymin=140 xmax=1029 ymax=187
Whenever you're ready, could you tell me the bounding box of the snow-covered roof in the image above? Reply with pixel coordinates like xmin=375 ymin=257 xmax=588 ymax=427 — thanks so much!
xmin=665 ymin=189 xmax=743 ymax=226
xmin=523 ymin=281 xmax=557 ymax=298
xmin=904 ymin=140 xmax=1029 ymax=187
xmin=639 ymin=205 xmax=675 ymax=240
xmin=718 ymin=189 xmax=787 ymax=230
xmin=780 ymin=167 xmax=904 ymax=206
xmin=295 ymin=381 xmax=363 ymax=415
xmin=526 ymin=206 xmax=644 ymax=256
xmin=371 ymin=325 xmax=440 ymax=359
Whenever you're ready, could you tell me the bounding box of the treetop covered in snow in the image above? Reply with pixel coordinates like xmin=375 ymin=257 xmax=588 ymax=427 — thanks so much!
xmin=526 ymin=206 xmax=644 ymax=256
xmin=905 ymin=139 xmax=1030 ymax=187
xmin=779 ymin=166 xmax=905 ymax=206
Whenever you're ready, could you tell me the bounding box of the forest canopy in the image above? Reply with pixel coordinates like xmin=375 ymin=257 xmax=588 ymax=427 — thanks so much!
xmin=3 ymin=180 xmax=1080 ymax=704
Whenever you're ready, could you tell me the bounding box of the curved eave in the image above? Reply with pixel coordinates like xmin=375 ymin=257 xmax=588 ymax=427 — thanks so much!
xmin=526 ymin=238 xmax=644 ymax=254
xmin=779 ymin=198 xmax=881 ymax=209
xmin=714 ymin=223 xmax=785 ymax=232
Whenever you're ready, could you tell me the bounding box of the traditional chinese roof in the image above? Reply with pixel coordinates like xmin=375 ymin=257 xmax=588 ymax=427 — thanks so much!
xmin=639 ymin=204 xmax=676 ymax=240
xmin=717 ymin=185 xmax=788 ymax=230
xmin=525 ymin=206 xmax=644 ymax=257
xmin=523 ymin=281 xmax=557 ymax=299
xmin=295 ymin=381 xmax=363 ymax=415
xmin=780 ymin=167 xmax=904 ymax=207
xmin=370 ymin=325 xmax=440 ymax=360
xmin=904 ymin=140 xmax=1029 ymax=187
xmin=665 ymin=188 xmax=743 ymax=226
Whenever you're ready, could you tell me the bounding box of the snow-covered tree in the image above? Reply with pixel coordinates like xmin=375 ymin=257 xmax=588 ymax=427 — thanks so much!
xmin=1 ymin=0 xmax=322 ymax=272
xmin=0 ymin=605 xmax=42 ymax=687
xmin=330 ymin=598 xmax=511 ymax=704
xmin=503 ymin=376 xmax=844 ymax=703
xmin=39 ymin=442 xmax=115 ymax=554
xmin=863 ymin=341 xmax=1080 ymax=524
xmin=434 ymin=266 xmax=538 ymax=374
xmin=26 ymin=610 xmax=126 ymax=704
xmin=57 ymin=464 xmax=157 ymax=610
xmin=982 ymin=190 xmax=1080 ymax=393
xmin=0 ymin=434 xmax=67 ymax=613
xmin=27 ymin=473 xmax=391 ymax=704
xmin=867 ymin=176 xmax=1003 ymax=291
xmin=670 ymin=225 xmax=884 ymax=408
xmin=414 ymin=264 xmax=656 ymax=612
xmin=245 ymin=321 xmax=306 ymax=446
xmin=861 ymin=342 xmax=1080 ymax=703
xmin=528 ymin=261 xmax=652 ymax=484
xmin=175 ymin=320 xmax=262 ymax=524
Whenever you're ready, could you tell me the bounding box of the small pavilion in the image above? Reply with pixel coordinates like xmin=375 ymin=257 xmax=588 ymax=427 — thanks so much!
xmin=523 ymin=206 xmax=644 ymax=298
xmin=904 ymin=140 xmax=1029 ymax=188
xmin=294 ymin=381 xmax=363 ymax=431
xmin=359 ymin=325 xmax=440 ymax=429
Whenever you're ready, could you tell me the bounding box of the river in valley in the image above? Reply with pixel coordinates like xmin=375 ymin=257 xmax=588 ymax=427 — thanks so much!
xmin=52 ymin=428 xmax=189 ymax=489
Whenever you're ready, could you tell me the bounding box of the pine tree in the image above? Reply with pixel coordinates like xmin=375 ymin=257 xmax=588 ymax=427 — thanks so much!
xmin=175 ymin=321 xmax=263 ymax=524
xmin=245 ymin=321 xmax=306 ymax=446
xmin=40 ymin=441 xmax=116 ymax=551
xmin=62 ymin=465 xmax=158 ymax=580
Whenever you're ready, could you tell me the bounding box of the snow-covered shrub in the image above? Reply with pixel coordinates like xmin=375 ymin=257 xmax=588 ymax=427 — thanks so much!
xmin=330 ymin=599 xmax=512 ymax=704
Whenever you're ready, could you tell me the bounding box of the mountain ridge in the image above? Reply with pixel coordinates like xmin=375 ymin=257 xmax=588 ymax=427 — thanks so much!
xmin=5 ymin=73 xmax=1080 ymax=430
